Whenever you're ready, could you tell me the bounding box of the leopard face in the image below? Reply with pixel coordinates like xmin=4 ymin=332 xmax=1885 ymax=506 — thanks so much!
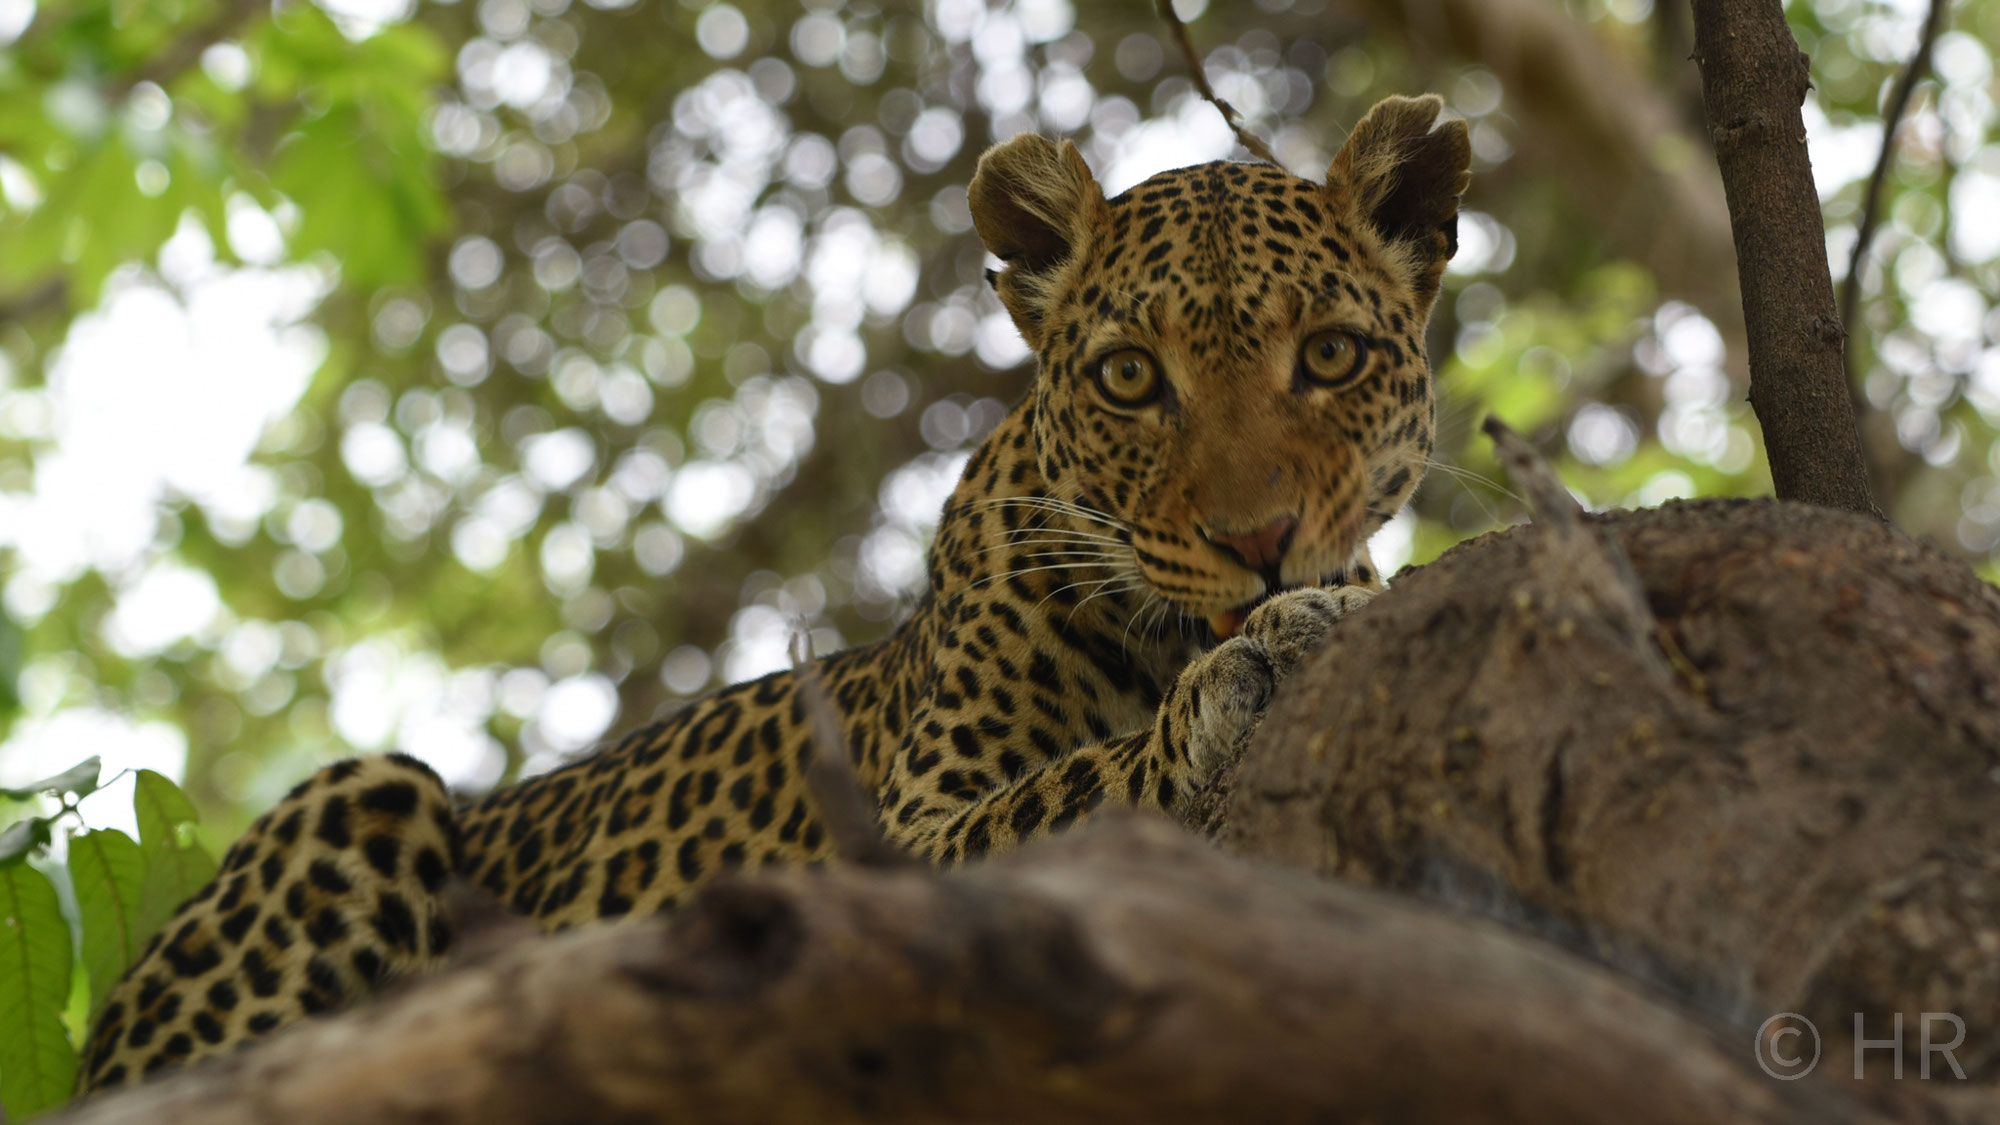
xmin=971 ymin=96 xmax=1469 ymax=635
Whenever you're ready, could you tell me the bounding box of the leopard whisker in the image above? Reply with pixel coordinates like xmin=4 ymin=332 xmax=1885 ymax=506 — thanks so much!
xmin=978 ymin=496 xmax=1131 ymax=533
xmin=998 ymin=525 xmax=1129 ymax=544
xmin=994 ymin=554 xmax=1133 ymax=569
xmin=975 ymin=495 xmax=1120 ymax=518
xmin=973 ymin=561 xmax=1133 ymax=589
xmin=1155 ymin=597 xmax=1195 ymax=647
xmin=1119 ymin=588 xmax=1171 ymax=657
xmin=975 ymin=542 xmax=1136 ymax=567
xmin=980 ymin=537 xmax=1131 ymax=555
xmin=1143 ymin=596 xmax=1181 ymax=652
xmin=1067 ymin=578 xmax=1150 ymax=624
xmin=1407 ymin=461 xmax=1511 ymax=524
xmin=1037 ymin=573 xmax=1145 ymax=619
xmin=1415 ymin=457 xmax=1525 ymax=506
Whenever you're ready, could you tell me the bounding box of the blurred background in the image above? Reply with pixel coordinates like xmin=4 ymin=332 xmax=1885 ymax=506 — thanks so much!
xmin=0 ymin=0 xmax=1993 ymax=843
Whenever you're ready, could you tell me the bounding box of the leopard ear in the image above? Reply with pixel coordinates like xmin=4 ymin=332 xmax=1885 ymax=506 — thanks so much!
xmin=969 ymin=134 xmax=1107 ymax=351
xmin=1327 ymin=94 xmax=1472 ymax=311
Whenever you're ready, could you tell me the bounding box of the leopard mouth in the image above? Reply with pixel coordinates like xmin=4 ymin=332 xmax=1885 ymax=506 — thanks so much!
xmin=1201 ymin=508 xmax=1369 ymax=639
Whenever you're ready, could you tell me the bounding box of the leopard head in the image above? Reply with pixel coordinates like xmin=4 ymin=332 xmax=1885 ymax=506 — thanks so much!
xmin=969 ymin=94 xmax=1472 ymax=636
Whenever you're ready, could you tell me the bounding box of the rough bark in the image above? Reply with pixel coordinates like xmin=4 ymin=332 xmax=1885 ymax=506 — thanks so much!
xmin=1689 ymin=0 xmax=1880 ymax=516
xmin=1224 ymin=495 xmax=2000 ymax=1101
xmin=59 ymin=815 xmax=1894 ymax=1125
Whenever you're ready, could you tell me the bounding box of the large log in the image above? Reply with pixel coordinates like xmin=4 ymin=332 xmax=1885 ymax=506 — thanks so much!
xmin=60 ymin=815 xmax=1883 ymax=1125
xmin=1223 ymin=494 xmax=2000 ymax=1100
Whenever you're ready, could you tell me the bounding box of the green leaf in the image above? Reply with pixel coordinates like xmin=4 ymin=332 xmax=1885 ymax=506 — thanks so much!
xmin=0 ymin=818 xmax=53 ymax=868
xmin=270 ymin=105 xmax=444 ymax=288
xmin=131 ymin=771 xmax=216 ymax=941
xmin=131 ymin=770 xmax=200 ymax=853
xmin=0 ymin=758 xmax=103 ymax=803
xmin=358 ymin=22 xmax=450 ymax=84
xmin=53 ymin=139 xmax=140 ymax=305
xmin=0 ymin=863 xmax=79 ymax=1119
xmin=66 ymin=829 xmax=146 ymax=1018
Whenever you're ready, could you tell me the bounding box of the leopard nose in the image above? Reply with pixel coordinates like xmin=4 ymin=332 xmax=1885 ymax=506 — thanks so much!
xmin=1201 ymin=514 xmax=1298 ymax=577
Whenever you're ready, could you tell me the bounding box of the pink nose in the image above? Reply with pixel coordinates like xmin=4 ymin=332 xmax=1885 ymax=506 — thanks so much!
xmin=1202 ymin=515 xmax=1297 ymax=572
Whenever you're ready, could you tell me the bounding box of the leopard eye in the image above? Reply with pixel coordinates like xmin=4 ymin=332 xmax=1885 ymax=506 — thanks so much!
xmin=1094 ymin=348 xmax=1163 ymax=406
xmin=1299 ymin=329 xmax=1369 ymax=388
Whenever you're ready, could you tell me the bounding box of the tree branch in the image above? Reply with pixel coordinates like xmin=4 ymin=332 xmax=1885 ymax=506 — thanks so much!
xmin=56 ymin=817 xmax=1892 ymax=1125
xmin=1839 ymin=0 xmax=1948 ymax=346
xmin=1839 ymin=0 xmax=1949 ymax=501
xmin=1689 ymin=0 xmax=1881 ymax=516
xmin=1151 ymin=0 xmax=1279 ymax=166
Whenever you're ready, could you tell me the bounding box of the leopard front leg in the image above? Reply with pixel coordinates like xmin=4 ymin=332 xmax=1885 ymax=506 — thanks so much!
xmin=77 ymin=753 xmax=458 ymax=1093
xmin=892 ymin=585 xmax=1368 ymax=861
xmin=1161 ymin=584 xmax=1372 ymax=806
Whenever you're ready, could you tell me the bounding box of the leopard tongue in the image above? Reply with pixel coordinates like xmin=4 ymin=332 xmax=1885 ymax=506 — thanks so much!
xmin=1208 ymin=608 xmax=1250 ymax=639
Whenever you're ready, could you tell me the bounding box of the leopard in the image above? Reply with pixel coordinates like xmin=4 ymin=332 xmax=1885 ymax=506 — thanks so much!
xmin=77 ymin=93 xmax=1470 ymax=1093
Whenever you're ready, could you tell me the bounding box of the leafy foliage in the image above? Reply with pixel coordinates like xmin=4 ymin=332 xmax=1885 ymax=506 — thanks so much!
xmin=0 ymin=758 xmax=102 ymax=866
xmin=0 ymin=0 xmax=448 ymax=303
xmin=0 ymin=759 xmax=212 ymax=1119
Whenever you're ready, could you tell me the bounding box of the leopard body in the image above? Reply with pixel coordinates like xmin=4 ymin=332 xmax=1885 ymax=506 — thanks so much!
xmin=80 ymin=94 xmax=1470 ymax=1091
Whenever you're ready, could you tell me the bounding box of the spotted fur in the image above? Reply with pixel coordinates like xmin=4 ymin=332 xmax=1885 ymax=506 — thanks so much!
xmin=79 ymin=94 xmax=1470 ymax=1091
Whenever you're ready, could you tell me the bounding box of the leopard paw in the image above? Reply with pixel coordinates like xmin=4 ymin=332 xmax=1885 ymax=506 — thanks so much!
xmin=1176 ymin=636 xmax=1275 ymax=783
xmin=1174 ymin=584 xmax=1374 ymax=785
xmin=1242 ymin=584 xmax=1373 ymax=679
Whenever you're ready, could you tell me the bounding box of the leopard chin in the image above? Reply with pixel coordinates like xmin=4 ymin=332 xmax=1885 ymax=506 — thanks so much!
xmin=1207 ymin=602 xmax=1261 ymax=641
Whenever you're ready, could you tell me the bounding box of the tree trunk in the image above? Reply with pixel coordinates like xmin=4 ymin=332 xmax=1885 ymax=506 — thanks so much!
xmin=1689 ymin=0 xmax=1880 ymax=515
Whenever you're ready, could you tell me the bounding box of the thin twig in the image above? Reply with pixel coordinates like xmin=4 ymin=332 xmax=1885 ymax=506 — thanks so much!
xmin=1152 ymin=0 xmax=1279 ymax=166
xmin=1481 ymin=417 xmax=1584 ymax=531
xmin=789 ymin=632 xmax=911 ymax=868
xmin=1482 ymin=416 xmax=1666 ymax=677
xmin=1839 ymin=0 xmax=1949 ymax=364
